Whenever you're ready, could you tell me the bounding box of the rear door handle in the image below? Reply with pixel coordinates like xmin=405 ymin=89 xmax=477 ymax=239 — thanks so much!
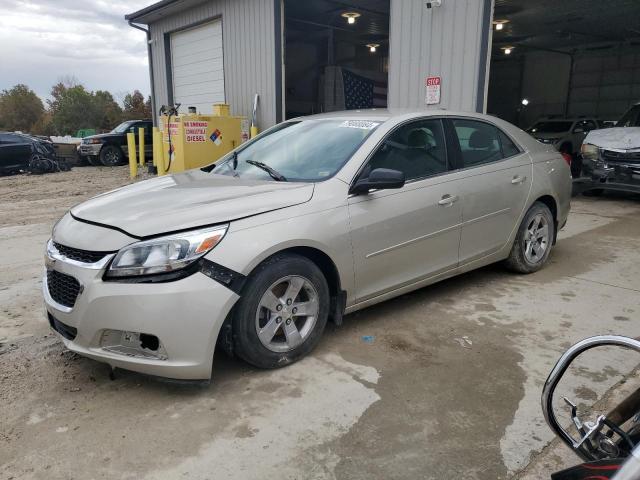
xmin=438 ymin=194 xmax=459 ymax=206
xmin=511 ymin=175 xmax=527 ymax=185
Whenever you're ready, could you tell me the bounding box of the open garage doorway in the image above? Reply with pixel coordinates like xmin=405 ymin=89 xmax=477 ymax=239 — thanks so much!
xmin=283 ymin=0 xmax=390 ymax=120
xmin=487 ymin=0 xmax=640 ymax=142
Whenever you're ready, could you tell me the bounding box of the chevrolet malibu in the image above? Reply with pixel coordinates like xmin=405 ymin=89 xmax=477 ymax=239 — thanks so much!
xmin=44 ymin=110 xmax=571 ymax=380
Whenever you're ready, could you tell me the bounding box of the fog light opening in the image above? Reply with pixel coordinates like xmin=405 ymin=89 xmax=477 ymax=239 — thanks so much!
xmin=140 ymin=333 xmax=160 ymax=351
xmin=100 ymin=329 xmax=168 ymax=360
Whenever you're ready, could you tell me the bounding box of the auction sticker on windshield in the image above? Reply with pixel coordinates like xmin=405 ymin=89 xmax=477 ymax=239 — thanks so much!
xmin=340 ymin=120 xmax=380 ymax=130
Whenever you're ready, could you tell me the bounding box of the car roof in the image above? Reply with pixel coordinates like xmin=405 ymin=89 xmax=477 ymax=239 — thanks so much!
xmin=291 ymin=108 xmax=503 ymax=123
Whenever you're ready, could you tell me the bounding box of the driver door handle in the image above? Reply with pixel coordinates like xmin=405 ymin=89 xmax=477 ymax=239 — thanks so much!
xmin=511 ymin=175 xmax=527 ymax=185
xmin=438 ymin=194 xmax=459 ymax=206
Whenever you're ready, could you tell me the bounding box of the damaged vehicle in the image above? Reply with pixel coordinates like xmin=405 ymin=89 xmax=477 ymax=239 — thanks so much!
xmin=0 ymin=131 xmax=70 ymax=175
xmin=43 ymin=110 xmax=571 ymax=380
xmin=577 ymin=103 xmax=640 ymax=195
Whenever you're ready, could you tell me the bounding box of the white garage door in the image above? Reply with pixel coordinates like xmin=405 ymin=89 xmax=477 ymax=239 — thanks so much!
xmin=170 ymin=19 xmax=225 ymax=113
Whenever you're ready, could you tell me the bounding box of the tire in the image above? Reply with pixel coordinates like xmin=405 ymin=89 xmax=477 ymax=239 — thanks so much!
xmin=232 ymin=253 xmax=330 ymax=369
xmin=99 ymin=145 xmax=125 ymax=166
xmin=87 ymin=155 xmax=102 ymax=166
xmin=504 ymin=202 xmax=555 ymax=274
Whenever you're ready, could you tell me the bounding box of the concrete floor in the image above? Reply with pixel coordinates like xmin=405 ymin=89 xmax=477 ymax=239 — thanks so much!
xmin=1 ymin=167 xmax=639 ymax=480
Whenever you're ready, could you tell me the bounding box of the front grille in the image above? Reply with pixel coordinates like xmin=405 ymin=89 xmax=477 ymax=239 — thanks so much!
xmin=53 ymin=242 xmax=108 ymax=264
xmin=47 ymin=270 xmax=81 ymax=308
xmin=602 ymin=150 xmax=640 ymax=164
xmin=48 ymin=313 xmax=77 ymax=340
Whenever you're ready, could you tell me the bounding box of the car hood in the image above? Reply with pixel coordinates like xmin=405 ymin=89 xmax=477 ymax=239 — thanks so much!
xmin=584 ymin=127 xmax=640 ymax=150
xmin=71 ymin=170 xmax=314 ymax=238
xmin=530 ymin=132 xmax=564 ymax=140
xmin=84 ymin=133 xmax=119 ymax=142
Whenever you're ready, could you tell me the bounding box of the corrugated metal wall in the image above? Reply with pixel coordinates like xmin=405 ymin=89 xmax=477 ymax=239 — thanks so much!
xmin=569 ymin=51 xmax=640 ymax=121
xmin=388 ymin=0 xmax=492 ymax=113
xmin=148 ymin=0 xmax=277 ymax=128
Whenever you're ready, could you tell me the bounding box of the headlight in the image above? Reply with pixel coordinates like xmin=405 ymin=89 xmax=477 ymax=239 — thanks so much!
xmin=84 ymin=138 xmax=102 ymax=144
xmin=106 ymin=225 xmax=228 ymax=278
xmin=581 ymin=143 xmax=599 ymax=161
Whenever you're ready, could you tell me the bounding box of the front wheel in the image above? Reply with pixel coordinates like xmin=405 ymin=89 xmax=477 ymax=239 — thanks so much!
xmin=504 ymin=202 xmax=555 ymax=274
xmin=232 ymin=254 xmax=329 ymax=369
xmin=99 ymin=145 xmax=124 ymax=166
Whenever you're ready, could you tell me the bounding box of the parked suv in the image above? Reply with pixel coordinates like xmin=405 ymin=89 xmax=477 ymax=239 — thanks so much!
xmin=577 ymin=102 xmax=640 ymax=195
xmin=527 ymin=118 xmax=599 ymax=156
xmin=78 ymin=120 xmax=153 ymax=166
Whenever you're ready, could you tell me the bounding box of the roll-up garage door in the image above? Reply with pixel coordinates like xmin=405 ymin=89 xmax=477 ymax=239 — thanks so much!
xmin=170 ymin=19 xmax=225 ymax=113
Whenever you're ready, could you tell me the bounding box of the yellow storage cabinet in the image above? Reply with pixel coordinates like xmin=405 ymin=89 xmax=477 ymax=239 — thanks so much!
xmin=157 ymin=104 xmax=249 ymax=175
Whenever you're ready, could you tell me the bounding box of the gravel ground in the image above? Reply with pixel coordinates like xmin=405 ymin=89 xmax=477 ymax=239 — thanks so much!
xmin=1 ymin=167 xmax=639 ymax=480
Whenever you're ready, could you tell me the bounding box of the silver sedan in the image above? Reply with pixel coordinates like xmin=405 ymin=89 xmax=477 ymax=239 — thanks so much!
xmin=44 ymin=110 xmax=572 ymax=379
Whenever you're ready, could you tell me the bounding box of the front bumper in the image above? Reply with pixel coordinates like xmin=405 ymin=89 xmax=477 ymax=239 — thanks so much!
xmin=574 ymin=155 xmax=640 ymax=194
xmin=78 ymin=144 xmax=102 ymax=157
xmin=43 ymin=246 xmax=239 ymax=380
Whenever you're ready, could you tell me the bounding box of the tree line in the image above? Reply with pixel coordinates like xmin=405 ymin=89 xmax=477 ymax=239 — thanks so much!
xmin=0 ymin=79 xmax=152 ymax=137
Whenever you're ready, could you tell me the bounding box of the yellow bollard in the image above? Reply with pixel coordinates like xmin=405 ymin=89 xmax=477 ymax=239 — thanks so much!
xmin=138 ymin=128 xmax=145 ymax=167
xmin=154 ymin=129 xmax=164 ymax=176
xmin=250 ymin=126 xmax=259 ymax=139
xmin=127 ymin=132 xmax=137 ymax=179
xmin=152 ymin=127 xmax=159 ymax=168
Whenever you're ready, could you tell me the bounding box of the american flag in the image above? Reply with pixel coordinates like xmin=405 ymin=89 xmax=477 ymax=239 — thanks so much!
xmin=342 ymin=69 xmax=387 ymax=110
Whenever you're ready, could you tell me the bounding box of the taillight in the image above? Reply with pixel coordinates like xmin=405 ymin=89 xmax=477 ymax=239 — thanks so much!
xmin=561 ymin=152 xmax=572 ymax=166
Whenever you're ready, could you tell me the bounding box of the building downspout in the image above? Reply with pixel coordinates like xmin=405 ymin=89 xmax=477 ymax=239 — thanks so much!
xmin=128 ymin=21 xmax=157 ymax=125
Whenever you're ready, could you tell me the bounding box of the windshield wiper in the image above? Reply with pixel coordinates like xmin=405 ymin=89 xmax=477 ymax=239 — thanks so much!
xmin=246 ymin=160 xmax=287 ymax=182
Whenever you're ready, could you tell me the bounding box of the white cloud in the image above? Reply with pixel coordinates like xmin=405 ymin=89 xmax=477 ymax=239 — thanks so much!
xmin=0 ymin=0 xmax=152 ymax=104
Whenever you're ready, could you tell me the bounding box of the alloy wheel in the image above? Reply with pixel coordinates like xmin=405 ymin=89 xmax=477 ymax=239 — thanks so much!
xmin=255 ymin=275 xmax=319 ymax=353
xmin=524 ymin=213 xmax=550 ymax=264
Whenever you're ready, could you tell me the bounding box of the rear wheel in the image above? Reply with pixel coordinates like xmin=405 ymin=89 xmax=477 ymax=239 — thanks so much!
xmin=505 ymin=202 xmax=555 ymax=274
xmin=99 ymin=145 xmax=124 ymax=166
xmin=232 ymin=254 xmax=329 ymax=369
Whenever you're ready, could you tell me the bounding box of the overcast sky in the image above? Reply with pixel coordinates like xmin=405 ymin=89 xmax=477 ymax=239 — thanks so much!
xmin=0 ymin=0 xmax=152 ymax=105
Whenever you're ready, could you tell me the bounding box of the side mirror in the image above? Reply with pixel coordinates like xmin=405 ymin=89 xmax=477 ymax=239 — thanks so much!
xmin=351 ymin=168 xmax=406 ymax=195
xmin=573 ymin=127 xmax=584 ymax=134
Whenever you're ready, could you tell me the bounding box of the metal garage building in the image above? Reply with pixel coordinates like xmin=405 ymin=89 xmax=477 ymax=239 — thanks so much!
xmin=126 ymin=0 xmax=493 ymax=129
xmin=126 ymin=0 xmax=640 ymax=135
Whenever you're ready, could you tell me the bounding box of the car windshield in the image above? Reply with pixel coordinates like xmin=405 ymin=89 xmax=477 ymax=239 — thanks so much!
xmin=209 ymin=119 xmax=381 ymax=182
xmin=111 ymin=121 xmax=136 ymax=134
xmin=528 ymin=121 xmax=573 ymax=134
xmin=617 ymin=105 xmax=640 ymax=127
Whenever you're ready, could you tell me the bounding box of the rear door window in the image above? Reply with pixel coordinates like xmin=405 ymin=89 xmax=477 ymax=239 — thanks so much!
xmin=452 ymin=119 xmax=503 ymax=168
xmin=0 ymin=134 xmax=19 ymax=144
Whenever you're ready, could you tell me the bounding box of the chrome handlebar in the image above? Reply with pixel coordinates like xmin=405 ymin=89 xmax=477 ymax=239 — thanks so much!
xmin=541 ymin=335 xmax=640 ymax=462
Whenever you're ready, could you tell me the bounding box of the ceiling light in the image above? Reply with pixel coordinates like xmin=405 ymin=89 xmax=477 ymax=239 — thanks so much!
xmin=493 ymin=19 xmax=510 ymax=31
xmin=521 ymin=98 xmax=529 ymax=106
xmin=341 ymin=12 xmax=361 ymax=25
xmin=501 ymin=46 xmax=515 ymax=55
xmin=367 ymin=43 xmax=380 ymax=53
